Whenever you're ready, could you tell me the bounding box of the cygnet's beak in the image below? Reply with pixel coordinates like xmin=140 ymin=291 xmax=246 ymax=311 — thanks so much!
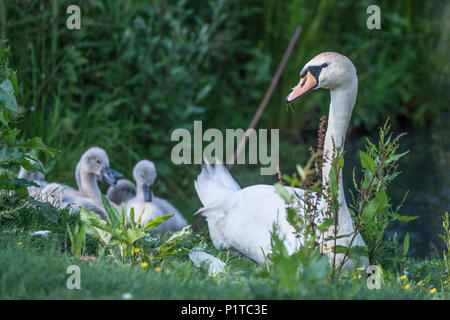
xmin=285 ymin=71 xmax=318 ymax=103
xmin=111 ymin=168 xmax=125 ymax=180
xmin=100 ymin=167 xmax=121 ymax=186
xmin=143 ymin=184 xmax=152 ymax=202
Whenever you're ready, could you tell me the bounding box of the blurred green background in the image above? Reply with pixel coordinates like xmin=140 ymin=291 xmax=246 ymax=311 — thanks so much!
xmin=0 ymin=0 xmax=448 ymax=257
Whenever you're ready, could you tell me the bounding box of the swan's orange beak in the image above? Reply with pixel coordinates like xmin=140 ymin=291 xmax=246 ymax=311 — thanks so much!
xmin=285 ymin=71 xmax=318 ymax=103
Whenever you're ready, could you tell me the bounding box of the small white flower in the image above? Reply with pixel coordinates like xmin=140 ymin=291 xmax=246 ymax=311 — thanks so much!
xmin=144 ymin=235 xmax=160 ymax=242
xmin=31 ymin=230 xmax=51 ymax=237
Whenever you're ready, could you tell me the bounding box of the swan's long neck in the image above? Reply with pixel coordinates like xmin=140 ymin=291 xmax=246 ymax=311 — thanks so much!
xmin=322 ymin=78 xmax=357 ymax=233
xmin=79 ymin=165 xmax=102 ymax=204
xmin=135 ymin=184 xmax=145 ymax=201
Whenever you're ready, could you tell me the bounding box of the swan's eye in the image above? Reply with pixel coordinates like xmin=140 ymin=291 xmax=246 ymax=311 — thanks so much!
xmin=322 ymin=63 xmax=328 ymax=68
xmin=96 ymin=160 xmax=101 ymax=164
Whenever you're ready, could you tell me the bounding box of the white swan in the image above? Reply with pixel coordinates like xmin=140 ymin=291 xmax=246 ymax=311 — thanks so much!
xmin=125 ymin=160 xmax=188 ymax=231
xmin=194 ymin=52 xmax=369 ymax=271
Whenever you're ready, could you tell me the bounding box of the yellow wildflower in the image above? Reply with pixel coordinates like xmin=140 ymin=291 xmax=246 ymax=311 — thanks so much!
xmin=325 ymin=246 xmax=330 ymax=251
xmin=16 ymin=242 xmax=23 ymax=246
xmin=358 ymin=274 xmax=362 ymax=279
xmin=429 ymin=288 xmax=436 ymax=294
xmin=400 ymin=275 xmax=407 ymax=280
xmin=444 ymin=280 xmax=448 ymax=285
xmin=140 ymin=262 xmax=148 ymax=269
xmin=353 ymin=275 xmax=357 ymax=280
xmin=134 ymin=248 xmax=141 ymax=253
xmin=404 ymin=284 xmax=410 ymax=290
xmin=155 ymin=267 xmax=161 ymax=272
xmin=211 ymin=273 xmax=217 ymax=278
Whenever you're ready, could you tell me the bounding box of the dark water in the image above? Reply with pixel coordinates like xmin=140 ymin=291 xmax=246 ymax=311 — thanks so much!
xmin=344 ymin=117 xmax=450 ymax=258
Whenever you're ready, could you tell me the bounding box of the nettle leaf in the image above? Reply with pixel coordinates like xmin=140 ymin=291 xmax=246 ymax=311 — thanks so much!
xmin=142 ymin=215 xmax=173 ymax=231
xmin=403 ymin=233 xmax=410 ymax=256
xmin=10 ymin=71 xmax=19 ymax=96
xmin=296 ymin=164 xmax=306 ymax=180
xmin=1 ymin=177 xmax=38 ymax=190
xmin=20 ymin=157 xmax=44 ymax=172
xmin=386 ymin=150 xmax=409 ymax=164
xmin=286 ymin=207 xmax=298 ymax=226
xmin=360 ymin=151 xmax=376 ymax=172
xmin=0 ymin=147 xmax=24 ymax=164
xmin=339 ymin=154 xmax=345 ymax=169
xmin=101 ymin=194 xmax=121 ymax=227
xmin=120 ymin=228 xmax=146 ymax=245
xmin=317 ymin=217 xmax=335 ymax=232
xmin=348 ymin=245 xmax=368 ymax=257
xmin=4 ymin=136 xmax=59 ymax=157
xmin=332 ymin=245 xmax=348 ymax=254
xmin=0 ymin=108 xmax=11 ymax=126
xmin=361 ymin=191 xmax=388 ymax=225
xmin=332 ymin=245 xmax=367 ymax=257
xmin=0 ymin=79 xmax=18 ymax=112
xmin=329 ymin=164 xmax=339 ymax=199
xmin=274 ymin=183 xmax=293 ymax=204
xmin=391 ymin=213 xmax=420 ymax=223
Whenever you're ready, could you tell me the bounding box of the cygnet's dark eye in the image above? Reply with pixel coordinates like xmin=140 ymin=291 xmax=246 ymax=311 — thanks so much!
xmin=322 ymin=63 xmax=328 ymax=68
xmin=96 ymin=160 xmax=101 ymax=164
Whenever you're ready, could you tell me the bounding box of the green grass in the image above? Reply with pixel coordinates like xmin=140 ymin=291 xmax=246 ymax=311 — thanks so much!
xmin=0 ymin=205 xmax=449 ymax=299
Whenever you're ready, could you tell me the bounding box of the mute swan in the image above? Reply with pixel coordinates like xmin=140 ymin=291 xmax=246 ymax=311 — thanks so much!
xmin=126 ymin=160 xmax=188 ymax=231
xmin=39 ymin=182 xmax=82 ymax=214
xmin=106 ymin=179 xmax=136 ymax=207
xmin=194 ymin=52 xmax=369 ymax=271
xmin=45 ymin=147 xmax=122 ymax=218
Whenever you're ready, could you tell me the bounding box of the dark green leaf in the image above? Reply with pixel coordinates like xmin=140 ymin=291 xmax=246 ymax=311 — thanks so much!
xmin=360 ymin=151 xmax=376 ymax=172
xmin=0 ymin=79 xmax=18 ymax=112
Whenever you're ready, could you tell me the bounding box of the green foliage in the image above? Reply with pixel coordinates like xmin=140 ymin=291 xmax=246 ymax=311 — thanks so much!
xmin=350 ymin=120 xmax=419 ymax=271
xmin=267 ymin=223 xmax=330 ymax=293
xmin=438 ymin=212 xmax=450 ymax=283
xmin=272 ymin=120 xmax=421 ymax=284
xmin=66 ymin=222 xmax=85 ymax=260
xmin=0 ymin=190 xmax=449 ymax=299
xmin=271 ymin=150 xmax=335 ymax=286
xmin=0 ymin=41 xmax=56 ymax=215
xmin=1 ymin=0 xmax=272 ymax=219
xmin=79 ymin=194 xmax=172 ymax=264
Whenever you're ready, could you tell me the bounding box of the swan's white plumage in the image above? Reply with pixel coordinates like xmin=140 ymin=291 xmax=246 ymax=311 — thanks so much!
xmin=195 ymin=164 xmax=303 ymax=263
xmin=194 ymin=52 xmax=369 ymax=270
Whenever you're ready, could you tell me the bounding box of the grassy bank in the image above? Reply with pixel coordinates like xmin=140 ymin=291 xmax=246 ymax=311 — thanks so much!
xmin=0 ymin=206 xmax=448 ymax=300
